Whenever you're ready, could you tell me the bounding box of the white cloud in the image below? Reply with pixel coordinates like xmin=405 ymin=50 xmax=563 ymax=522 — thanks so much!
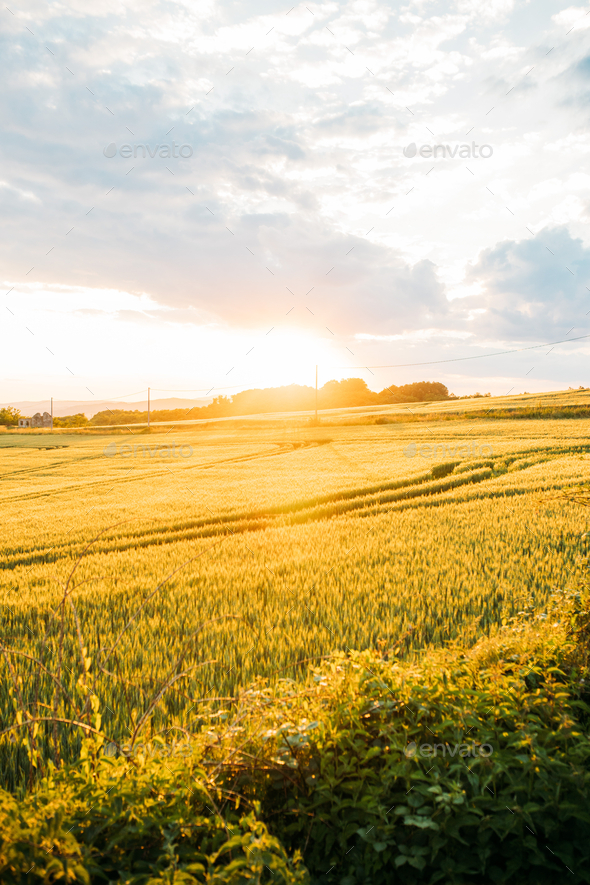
xmin=2 ymin=0 xmax=590 ymax=398
xmin=552 ymin=5 xmax=590 ymax=30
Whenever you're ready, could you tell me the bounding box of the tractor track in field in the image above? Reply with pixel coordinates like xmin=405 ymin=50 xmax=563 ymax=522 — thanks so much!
xmin=1 ymin=447 xmax=581 ymax=573
xmin=0 ymin=440 xmax=333 ymax=503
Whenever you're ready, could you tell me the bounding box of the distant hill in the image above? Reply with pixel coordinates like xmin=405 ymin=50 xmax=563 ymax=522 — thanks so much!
xmin=0 ymin=397 xmax=211 ymax=419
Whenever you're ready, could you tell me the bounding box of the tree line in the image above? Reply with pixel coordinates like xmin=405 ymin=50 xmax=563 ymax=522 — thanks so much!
xmin=0 ymin=379 xmax=453 ymax=427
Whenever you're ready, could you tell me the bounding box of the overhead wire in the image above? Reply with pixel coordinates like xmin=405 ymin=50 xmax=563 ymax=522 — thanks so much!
xmin=325 ymin=332 xmax=590 ymax=370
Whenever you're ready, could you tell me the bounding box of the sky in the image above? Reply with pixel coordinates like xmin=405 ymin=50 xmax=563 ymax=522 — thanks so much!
xmin=2 ymin=0 xmax=590 ymax=406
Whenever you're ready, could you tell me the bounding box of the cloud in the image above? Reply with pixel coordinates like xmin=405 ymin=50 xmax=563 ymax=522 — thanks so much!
xmin=462 ymin=225 xmax=590 ymax=340
xmin=3 ymin=0 xmax=590 ymax=398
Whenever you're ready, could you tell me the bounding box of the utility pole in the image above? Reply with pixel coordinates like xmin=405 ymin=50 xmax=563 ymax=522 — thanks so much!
xmin=315 ymin=365 xmax=318 ymax=424
xmin=50 ymin=397 xmax=53 ymax=431
xmin=147 ymin=387 xmax=150 ymax=428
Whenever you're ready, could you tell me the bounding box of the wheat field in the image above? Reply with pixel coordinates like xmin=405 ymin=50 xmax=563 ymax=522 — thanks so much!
xmin=2 ymin=398 xmax=590 ymax=785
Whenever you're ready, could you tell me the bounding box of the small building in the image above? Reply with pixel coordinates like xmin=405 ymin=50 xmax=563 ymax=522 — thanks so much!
xmin=31 ymin=412 xmax=52 ymax=428
xmin=18 ymin=411 xmax=52 ymax=428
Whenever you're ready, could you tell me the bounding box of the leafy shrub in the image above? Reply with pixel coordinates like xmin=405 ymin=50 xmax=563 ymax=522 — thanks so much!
xmin=3 ymin=616 xmax=590 ymax=883
xmin=269 ymin=652 xmax=590 ymax=884
xmin=52 ymin=414 xmax=89 ymax=428
xmin=0 ymin=749 xmax=308 ymax=884
xmin=0 ymin=407 xmax=20 ymax=426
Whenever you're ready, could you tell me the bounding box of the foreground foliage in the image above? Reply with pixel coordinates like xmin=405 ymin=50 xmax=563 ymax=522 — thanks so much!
xmin=2 ymin=588 xmax=590 ymax=884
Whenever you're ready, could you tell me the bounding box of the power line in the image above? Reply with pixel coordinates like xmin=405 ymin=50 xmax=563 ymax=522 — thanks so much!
xmin=150 ymin=383 xmax=256 ymax=392
xmin=88 ymin=388 xmax=148 ymax=401
xmin=328 ymin=332 xmax=590 ymax=370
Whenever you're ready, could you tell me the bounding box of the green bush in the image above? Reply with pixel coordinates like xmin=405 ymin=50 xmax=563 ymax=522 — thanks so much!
xmin=2 ymin=596 xmax=590 ymax=883
xmin=270 ymin=652 xmax=590 ymax=884
xmin=52 ymin=414 xmax=89 ymax=428
xmin=0 ymin=407 xmax=20 ymax=426
xmin=0 ymin=748 xmax=308 ymax=884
